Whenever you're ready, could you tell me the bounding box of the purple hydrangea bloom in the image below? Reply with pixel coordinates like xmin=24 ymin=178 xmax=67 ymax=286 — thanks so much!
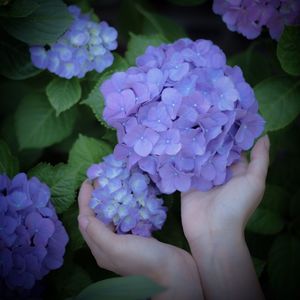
xmin=213 ymin=0 xmax=300 ymax=40
xmin=87 ymin=154 xmax=167 ymax=237
xmin=101 ymin=38 xmax=265 ymax=194
xmin=30 ymin=5 xmax=118 ymax=78
xmin=0 ymin=173 xmax=68 ymax=292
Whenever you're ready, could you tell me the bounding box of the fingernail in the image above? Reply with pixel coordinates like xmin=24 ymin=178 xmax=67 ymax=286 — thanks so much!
xmin=78 ymin=215 xmax=89 ymax=230
xmin=263 ymin=135 xmax=270 ymax=150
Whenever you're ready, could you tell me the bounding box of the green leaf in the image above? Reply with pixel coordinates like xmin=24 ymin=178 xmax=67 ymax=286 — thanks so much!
xmin=61 ymin=265 xmax=92 ymax=298
xmin=81 ymin=54 xmax=129 ymax=125
xmin=246 ymin=207 xmax=285 ymax=235
xmin=118 ymin=0 xmax=146 ymax=38
xmin=167 ymin=0 xmax=206 ymax=5
xmin=75 ymin=276 xmax=164 ymax=300
xmin=28 ymin=162 xmax=77 ymax=213
xmin=61 ymin=204 xmax=84 ymax=252
xmin=1 ymin=0 xmax=73 ymax=44
xmin=136 ymin=4 xmax=186 ymax=42
xmin=68 ymin=134 xmax=112 ymax=188
xmin=48 ymin=259 xmax=92 ymax=299
xmin=125 ymin=33 xmax=167 ymax=66
xmin=260 ymin=184 xmax=290 ymax=217
xmin=228 ymin=41 xmax=283 ymax=86
xmin=268 ymin=234 xmax=300 ymax=299
xmin=46 ymin=77 xmax=82 ymax=115
xmin=0 ymin=40 xmax=41 ymax=80
xmin=0 ymin=0 xmax=39 ymax=17
xmin=268 ymin=124 xmax=300 ymax=165
xmin=0 ymin=139 xmax=19 ymax=177
xmin=15 ymin=93 xmax=77 ymax=150
xmin=277 ymin=25 xmax=300 ymax=76
xmin=252 ymin=257 xmax=266 ymax=278
xmin=254 ymin=76 xmax=300 ymax=132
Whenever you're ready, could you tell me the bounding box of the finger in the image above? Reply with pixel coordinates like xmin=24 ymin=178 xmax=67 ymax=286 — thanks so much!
xmin=78 ymin=180 xmax=94 ymax=217
xmin=247 ymin=135 xmax=270 ymax=180
xmin=80 ymin=215 xmax=118 ymax=253
xmin=230 ymin=154 xmax=248 ymax=177
xmin=78 ymin=214 xmax=102 ymax=252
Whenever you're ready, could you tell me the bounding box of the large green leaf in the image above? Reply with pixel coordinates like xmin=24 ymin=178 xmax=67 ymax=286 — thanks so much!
xmin=46 ymin=77 xmax=82 ymax=115
xmin=28 ymin=162 xmax=77 ymax=213
xmin=75 ymin=276 xmax=164 ymax=300
xmin=228 ymin=41 xmax=283 ymax=86
xmin=268 ymin=234 xmax=300 ymax=300
xmin=81 ymin=54 xmax=129 ymax=126
xmin=0 ymin=0 xmax=39 ymax=17
xmin=61 ymin=204 xmax=84 ymax=252
xmin=68 ymin=134 xmax=112 ymax=187
xmin=277 ymin=25 xmax=300 ymax=76
xmin=254 ymin=76 xmax=300 ymax=132
xmin=0 ymin=139 xmax=19 ymax=177
xmin=137 ymin=4 xmax=186 ymax=42
xmin=125 ymin=33 xmax=167 ymax=66
xmin=0 ymin=40 xmax=41 ymax=80
xmin=15 ymin=93 xmax=77 ymax=150
xmin=1 ymin=0 xmax=73 ymax=44
xmin=246 ymin=207 xmax=285 ymax=235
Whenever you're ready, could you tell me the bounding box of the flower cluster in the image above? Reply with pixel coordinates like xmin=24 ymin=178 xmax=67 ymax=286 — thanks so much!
xmin=213 ymin=0 xmax=300 ymax=40
xmin=0 ymin=173 xmax=68 ymax=291
xmin=101 ymin=38 xmax=264 ymax=194
xmin=30 ymin=5 xmax=118 ymax=78
xmin=87 ymin=154 xmax=167 ymax=237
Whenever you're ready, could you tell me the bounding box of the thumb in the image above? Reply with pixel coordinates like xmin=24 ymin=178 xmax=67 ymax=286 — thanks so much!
xmin=79 ymin=215 xmax=119 ymax=254
xmin=247 ymin=135 xmax=270 ymax=181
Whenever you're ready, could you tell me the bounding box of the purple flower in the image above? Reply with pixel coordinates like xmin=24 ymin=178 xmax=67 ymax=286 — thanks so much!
xmin=30 ymin=5 xmax=118 ymax=78
xmin=141 ymin=103 xmax=172 ymax=132
xmin=123 ymin=125 xmax=159 ymax=157
xmin=235 ymin=113 xmax=265 ymax=150
xmin=104 ymin=91 xmax=136 ymax=122
xmin=153 ymin=129 xmax=182 ymax=155
xmin=158 ymin=162 xmax=192 ymax=193
xmin=100 ymin=38 xmax=264 ymax=193
xmin=0 ymin=173 xmax=68 ymax=291
xmin=87 ymin=154 xmax=167 ymax=237
xmin=161 ymin=88 xmax=183 ymax=119
xmin=213 ymin=0 xmax=300 ymax=40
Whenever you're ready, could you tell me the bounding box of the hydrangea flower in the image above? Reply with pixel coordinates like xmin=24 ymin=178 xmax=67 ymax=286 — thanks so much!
xmin=101 ymin=38 xmax=265 ymax=194
xmin=30 ymin=5 xmax=118 ymax=78
xmin=87 ymin=154 xmax=167 ymax=237
xmin=213 ymin=0 xmax=300 ymax=40
xmin=0 ymin=173 xmax=68 ymax=292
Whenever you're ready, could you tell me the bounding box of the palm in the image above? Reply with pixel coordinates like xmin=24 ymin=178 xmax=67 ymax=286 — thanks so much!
xmin=95 ymin=232 xmax=197 ymax=279
xmin=181 ymin=140 xmax=268 ymax=243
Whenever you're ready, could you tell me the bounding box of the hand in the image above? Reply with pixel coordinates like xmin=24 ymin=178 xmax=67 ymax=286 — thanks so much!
xmin=181 ymin=135 xmax=270 ymax=244
xmin=77 ymin=181 xmax=204 ymax=300
xmin=180 ymin=135 xmax=269 ymax=300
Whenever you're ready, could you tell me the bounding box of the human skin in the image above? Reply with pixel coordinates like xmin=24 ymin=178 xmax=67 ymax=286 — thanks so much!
xmin=78 ymin=135 xmax=269 ymax=300
xmin=181 ymin=135 xmax=269 ymax=300
xmin=78 ymin=182 xmax=204 ymax=300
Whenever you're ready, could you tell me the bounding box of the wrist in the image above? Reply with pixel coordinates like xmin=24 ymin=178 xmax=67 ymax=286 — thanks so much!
xmin=188 ymin=225 xmax=245 ymax=258
xmin=152 ymin=252 xmax=203 ymax=300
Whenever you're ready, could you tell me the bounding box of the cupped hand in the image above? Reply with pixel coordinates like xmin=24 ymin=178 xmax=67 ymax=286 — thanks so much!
xmin=181 ymin=135 xmax=270 ymax=244
xmin=77 ymin=181 xmax=203 ymax=300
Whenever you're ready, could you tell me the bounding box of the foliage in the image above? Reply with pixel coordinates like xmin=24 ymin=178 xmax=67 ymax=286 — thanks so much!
xmin=0 ymin=0 xmax=300 ymax=299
